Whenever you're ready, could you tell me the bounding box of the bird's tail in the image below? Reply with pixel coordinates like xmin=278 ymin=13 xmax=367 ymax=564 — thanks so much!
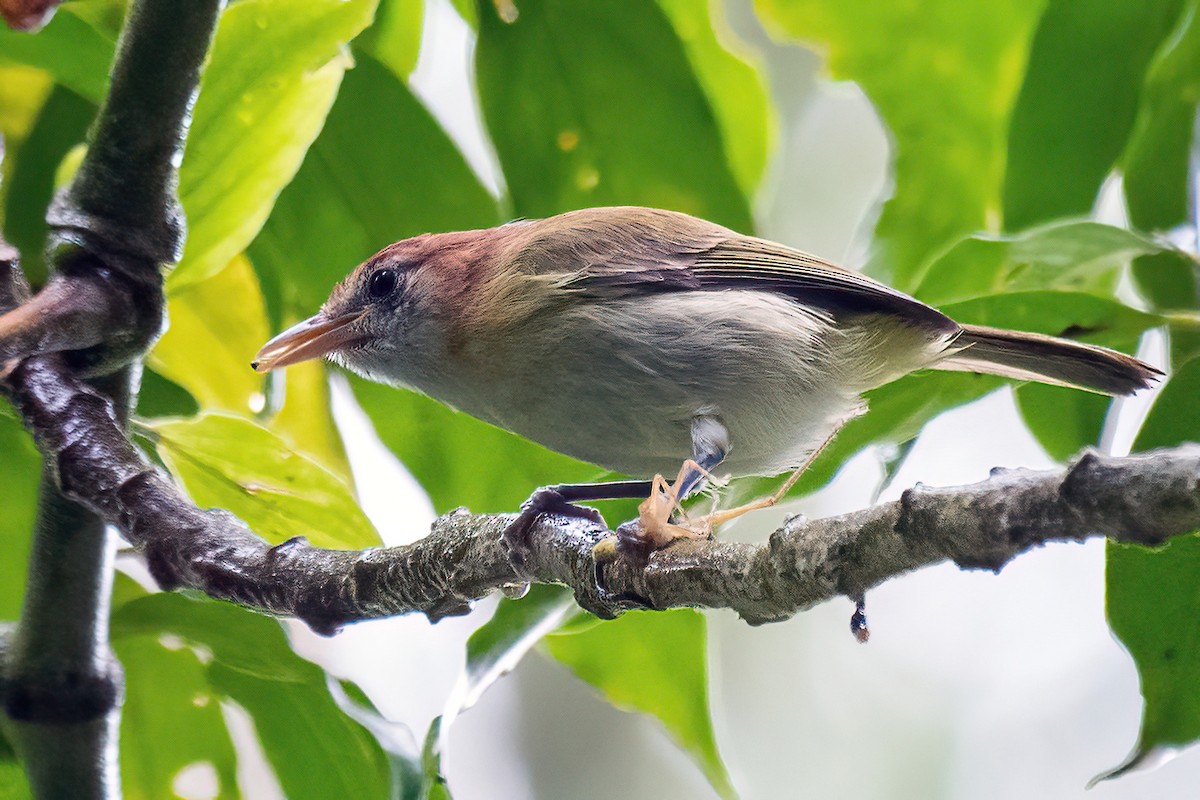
xmin=935 ymin=324 xmax=1161 ymax=396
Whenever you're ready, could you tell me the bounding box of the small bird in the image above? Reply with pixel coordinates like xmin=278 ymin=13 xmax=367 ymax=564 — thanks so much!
xmin=253 ymin=206 xmax=1159 ymax=553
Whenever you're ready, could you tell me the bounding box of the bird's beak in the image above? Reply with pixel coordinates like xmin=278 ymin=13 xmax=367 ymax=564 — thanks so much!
xmin=251 ymin=310 xmax=367 ymax=373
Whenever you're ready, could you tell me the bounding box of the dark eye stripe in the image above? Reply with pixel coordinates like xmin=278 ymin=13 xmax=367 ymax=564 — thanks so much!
xmin=368 ymin=268 xmax=398 ymax=299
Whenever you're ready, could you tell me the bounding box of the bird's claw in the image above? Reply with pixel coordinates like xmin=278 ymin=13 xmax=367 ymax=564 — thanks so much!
xmin=502 ymin=486 xmax=606 ymax=576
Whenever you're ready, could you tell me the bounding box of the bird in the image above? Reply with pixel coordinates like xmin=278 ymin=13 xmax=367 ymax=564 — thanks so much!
xmin=252 ymin=206 xmax=1160 ymax=557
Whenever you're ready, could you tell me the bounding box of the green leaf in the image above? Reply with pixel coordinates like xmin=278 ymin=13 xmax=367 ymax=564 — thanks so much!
xmin=755 ymin=0 xmax=1043 ymax=289
xmin=113 ymin=592 xmax=392 ymax=799
xmin=656 ymin=0 xmax=773 ymax=195
xmin=113 ymin=591 xmax=309 ymax=682
xmin=349 ymin=376 xmax=598 ymax=513
xmin=419 ymin=719 xmax=452 ymax=800
xmin=150 ymin=255 xmax=268 ymax=415
xmin=2 ymin=84 xmax=94 ymax=285
xmin=0 ymin=411 xmax=39 ymax=621
xmin=914 ymin=222 xmax=1169 ymax=306
xmin=940 ymin=290 xmax=1162 ymax=344
xmin=1003 ymin=0 xmax=1183 ymax=229
xmin=115 ymin=636 xmax=239 ymax=800
xmin=476 ymin=0 xmax=752 ymax=231
xmin=212 ymin=664 xmax=392 ymax=799
xmin=135 ymin=368 xmax=200 ymax=420
xmin=148 ymin=413 xmax=380 ymax=549
xmin=443 ymin=586 xmax=574 ymax=731
xmin=0 ymin=1 xmax=121 ymax=103
xmin=1104 ymin=357 xmax=1200 ymax=779
xmin=357 ymin=0 xmax=424 ymax=78
xmin=271 ymin=359 xmax=353 ymax=484
xmin=543 ymin=610 xmax=736 ymax=799
xmin=248 ymin=51 xmax=499 ymax=322
xmin=149 ymin=254 xmax=351 ymax=479
xmin=167 ymin=0 xmax=379 ymax=291
xmin=1124 ymin=0 xmax=1200 ymax=233
xmin=0 ymin=751 xmax=31 ymax=800
xmin=1121 ymin=0 xmax=1200 ymax=363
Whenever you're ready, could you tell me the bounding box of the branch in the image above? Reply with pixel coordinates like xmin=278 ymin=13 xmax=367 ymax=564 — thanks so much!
xmin=7 ymin=341 xmax=1199 ymax=633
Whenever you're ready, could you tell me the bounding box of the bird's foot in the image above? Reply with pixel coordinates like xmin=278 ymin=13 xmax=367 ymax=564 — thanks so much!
xmin=607 ymin=468 xmax=712 ymax=562
xmin=502 ymin=486 xmax=605 ymax=575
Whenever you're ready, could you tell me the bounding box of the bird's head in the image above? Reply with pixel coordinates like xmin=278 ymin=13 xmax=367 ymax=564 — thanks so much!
xmin=252 ymin=228 xmax=515 ymax=384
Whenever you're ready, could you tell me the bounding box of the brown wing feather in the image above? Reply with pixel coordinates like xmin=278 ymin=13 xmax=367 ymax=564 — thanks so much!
xmin=548 ymin=209 xmax=957 ymax=337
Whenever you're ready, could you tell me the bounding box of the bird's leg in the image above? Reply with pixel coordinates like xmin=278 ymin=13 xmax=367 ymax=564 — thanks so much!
xmin=613 ymin=415 xmax=729 ymax=555
xmin=502 ymin=479 xmax=653 ymax=573
xmin=694 ymin=421 xmax=844 ymax=529
xmin=626 ymin=459 xmax=717 ymax=548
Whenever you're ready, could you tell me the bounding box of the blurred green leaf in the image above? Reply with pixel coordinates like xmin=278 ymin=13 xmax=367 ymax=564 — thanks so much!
xmin=419 ymin=719 xmax=452 ymax=800
xmin=476 ymin=0 xmax=752 ymax=231
xmin=657 ymin=0 xmax=773 ymax=195
xmin=149 ymin=413 xmax=380 ymax=549
xmin=357 ymin=0 xmax=424 ymax=78
xmin=272 ymin=359 xmax=353 ymax=484
xmin=115 ymin=636 xmax=239 ymax=800
xmin=0 ymin=741 xmax=31 ymax=800
xmin=113 ymin=592 xmax=392 ymax=799
xmin=0 ymin=411 xmax=39 ymax=621
xmin=1 ymin=84 xmax=92 ymax=284
xmin=1105 ymin=357 xmax=1200 ymax=779
xmin=135 ymin=367 xmax=200 ymax=420
xmin=1124 ymin=0 xmax=1200 ymax=234
xmin=1004 ymin=0 xmax=1183 ymax=229
xmin=940 ymin=290 xmax=1162 ymax=342
xmin=249 ymin=52 xmax=498 ymax=323
xmin=149 ymin=254 xmax=351 ymax=479
xmin=443 ymin=586 xmax=574 ymax=730
xmin=543 ymin=610 xmax=736 ymax=799
xmin=114 ymin=591 xmax=309 ymax=682
xmin=168 ymin=0 xmax=379 ymax=291
xmin=0 ymin=65 xmax=51 ymax=146
xmin=756 ymin=0 xmax=1043 ymax=289
xmin=1122 ymin=0 xmax=1200 ymax=364
xmin=212 ymin=664 xmax=392 ymax=799
xmin=914 ymin=222 xmax=1168 ymax=306
xmin=1011 ymin=385 xmax=1114 ymax=462
xmin=0 ymin=1 xmax=120 ymax=102
xmin=151 ymin=255 xmax=268 ymax=415
xmin=349 ymin=376 xmax=598 ymax=513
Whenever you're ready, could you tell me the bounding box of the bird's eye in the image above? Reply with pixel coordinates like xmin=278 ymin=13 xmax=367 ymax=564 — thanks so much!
xmin=368 ymin=268 xmax=398 ymax=299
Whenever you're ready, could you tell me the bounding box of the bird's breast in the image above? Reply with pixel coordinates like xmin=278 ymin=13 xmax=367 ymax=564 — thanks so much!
xmin=421 ymin=290 xmax=920 ymax=478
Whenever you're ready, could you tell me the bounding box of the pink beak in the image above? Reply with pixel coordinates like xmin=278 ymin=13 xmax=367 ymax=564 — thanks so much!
xmin=251 ymin=311 xmax=366 ymax=373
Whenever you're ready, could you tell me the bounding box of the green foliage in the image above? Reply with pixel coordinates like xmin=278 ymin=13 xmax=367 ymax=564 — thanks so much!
xmin=1105 ymin=357 xmax=1200 ymax=778
xmin=169 ymin=0 xmax=379 ymax=291
xmin=2 ymin=85 xmax=93 ymax=283
xmin=112 ymin=583 xmax=393 ymax=798
xmin=148 ymin=413 xmax=380 ymax=549
xmin=1003 ymin=0 xmax=1183 ymax=229
xmin=5 ymin=0 xmax=1200 ymax=794
xmin=476 ymin=0 xmax=752 ymax=231
xmin=248 ymin=51 xmax=498 ymax=323
xmin=755 ymin=0 xmax=1044 ymax=288
xmin=543 ymin=610 xmax=736 ymax=799
xmin=0 ymin=413 xmax=39 ymax=622
xmin=0 ymin=1 xmax=120 ymax=103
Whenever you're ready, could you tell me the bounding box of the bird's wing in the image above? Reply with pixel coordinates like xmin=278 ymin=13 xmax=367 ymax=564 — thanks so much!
xmin=561 ymin=231 xmax=958 ymax=336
